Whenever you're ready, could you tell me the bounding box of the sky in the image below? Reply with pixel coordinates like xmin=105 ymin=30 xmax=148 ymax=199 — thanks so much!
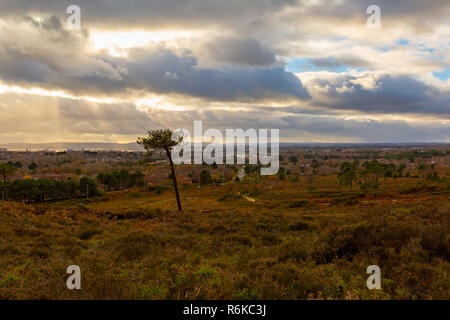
xmin=0 ymin=0 xmax=449 ymax=144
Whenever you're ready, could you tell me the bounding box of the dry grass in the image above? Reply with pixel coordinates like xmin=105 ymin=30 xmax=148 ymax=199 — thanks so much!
xmin=0 ymin=175 xmax=449 ymax=299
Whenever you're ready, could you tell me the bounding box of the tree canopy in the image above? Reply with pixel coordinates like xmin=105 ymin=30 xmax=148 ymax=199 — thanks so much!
xmin=138 ymin=129 xmax=183 ymax=211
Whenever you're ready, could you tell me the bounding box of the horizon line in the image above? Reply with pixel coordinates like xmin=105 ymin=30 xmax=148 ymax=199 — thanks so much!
xmin=1 ymin=141 xmax=449 ymax=147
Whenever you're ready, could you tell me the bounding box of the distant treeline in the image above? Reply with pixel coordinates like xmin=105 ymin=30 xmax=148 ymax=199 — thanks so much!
xmin=1 ymin=177 xmax=100 ymax=203
xmin=1 ymin=169 xmax=146 ymax=203
xmin=97 ymin=170 xmax=145 ymax=191
xmin=385 ymin=150 xmax=448 ymax=161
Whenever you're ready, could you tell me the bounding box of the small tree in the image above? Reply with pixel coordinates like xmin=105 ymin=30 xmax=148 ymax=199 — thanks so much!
xmin=369 ymin=160 xmax=382 ymax=183
xmin=311 ymin=159 xmax=321 ymax=175
xmin=396 ymin=164 xmax=406 ymax=178
xmin=28 ymin=162 xmax=38 ymax=171
xmin=131 ymin=170 xmax=145 ymax=187
xmin=200 ymin=170 xmax=212 ymax=186
xmin=278 ymin=166 xmax=286 ymax=181
xmin=383 ymin=163 xmax=397 ymax=183
xmin=119 ymin=169 xmax=131 ymax=190
xmin=79 ymin=177 xmax=100 ymax=198
xmin=418 ymin=163 xmax=427 ymax=178
xmin=338 ymin=162 xmax=357 ymax=191
xmin=12 ymin=161 xmax=22 ymax=168
xmin=359 ymin=161 xmax=370 ymax=184
xmin=138 ymin=129 xmax=183 ymax=211
xmin=0 ymin=163 xmax=17 ymax=200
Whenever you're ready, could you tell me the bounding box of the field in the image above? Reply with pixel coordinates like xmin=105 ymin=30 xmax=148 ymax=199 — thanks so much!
xmin=0 ymin=174 xmax=449 ymax=300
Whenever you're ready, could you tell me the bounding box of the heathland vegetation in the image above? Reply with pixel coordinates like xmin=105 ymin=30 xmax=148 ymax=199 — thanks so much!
xmin=0 ymin=145 xmax=449 ymax=299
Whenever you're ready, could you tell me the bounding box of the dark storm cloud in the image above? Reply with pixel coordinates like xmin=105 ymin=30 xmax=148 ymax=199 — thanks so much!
xmin=151 ymin=107 xmax=450 ymax=143
xmin=0 ymin=13 xmax=446 ymax=117
xmin=201 ymin=37 xmax=277 ymax=67
xmin=305 ymin=0 xmax=450 ymax=29
xmin=278 ymin=114 xmax=450 ymax=142
xmin=309 ymin=74 xmax=450 ymax=116
xmin=0 ymin=0 xmax=299 ymax=30
xmin=121 ymin=47 xmax=309 ymax=101
xmin=0 ymin=15 xmax=123 ymax=87
xmin=1 ymin=0 xmax=448 ymax=31
xmin=0 ymin=16 xmax=310 ymax=101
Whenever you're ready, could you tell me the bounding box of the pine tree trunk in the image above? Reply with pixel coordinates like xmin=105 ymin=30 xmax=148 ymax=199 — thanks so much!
xmin=166 ymin=148 xmax=182 ymax=211
xmin=2 ymin=173 xmax=6 ymax=201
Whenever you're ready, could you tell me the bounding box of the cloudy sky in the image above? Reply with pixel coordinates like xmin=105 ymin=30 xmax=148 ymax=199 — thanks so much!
xmin=0 ymin=0 xmax=449 ymax=143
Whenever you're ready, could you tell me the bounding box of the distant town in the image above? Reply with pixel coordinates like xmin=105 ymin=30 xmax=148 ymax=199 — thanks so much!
xmin=1 ymin=143 xmax=449 ymax=187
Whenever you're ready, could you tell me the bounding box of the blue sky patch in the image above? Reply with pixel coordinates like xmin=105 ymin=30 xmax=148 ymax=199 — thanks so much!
xmin=433 ymin=70 xmax=450 ymax=81
xmin=396 ymin=39 xmax=409 ymax=46
xmin=287 ymin=58 xmax=349 ymax=73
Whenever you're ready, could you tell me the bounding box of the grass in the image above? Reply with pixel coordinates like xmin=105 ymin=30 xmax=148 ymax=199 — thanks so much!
xmin=0 ymin=175 xmax=449 ymax=299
